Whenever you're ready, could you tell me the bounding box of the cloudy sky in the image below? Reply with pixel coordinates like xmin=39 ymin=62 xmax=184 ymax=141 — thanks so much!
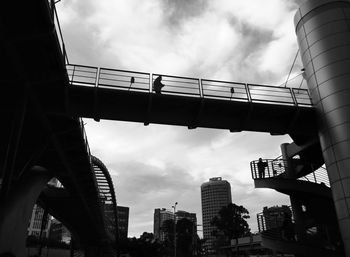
xmin=56 ymin=0 xmax=307 ymax=237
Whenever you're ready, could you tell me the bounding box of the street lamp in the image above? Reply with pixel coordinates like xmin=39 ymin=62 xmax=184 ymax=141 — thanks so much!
xmin=172 ymin=202 xmax=178 ymax=257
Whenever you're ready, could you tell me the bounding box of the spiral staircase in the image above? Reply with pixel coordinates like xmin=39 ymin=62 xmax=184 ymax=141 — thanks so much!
xmin=250 ymin=142 xmax=344 ymax=257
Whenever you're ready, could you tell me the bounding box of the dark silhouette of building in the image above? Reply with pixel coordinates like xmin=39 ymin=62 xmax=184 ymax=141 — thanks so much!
xmin=154 ymin=208 xmax=175 ymax=242
xmin=117 ymin=206 xmax=129 ymax=238
xmin=49 ymin=219 xmax=71 ymax=244
xmin=153 ymin=208 xmax=197 ymax=242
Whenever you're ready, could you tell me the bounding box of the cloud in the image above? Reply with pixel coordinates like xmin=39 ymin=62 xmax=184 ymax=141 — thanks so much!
xmin=160 ymin=0 xmax=208 ymax=28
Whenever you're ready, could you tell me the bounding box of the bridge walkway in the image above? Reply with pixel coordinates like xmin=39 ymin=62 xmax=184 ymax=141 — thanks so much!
xmin=67 ymin=64 xmax=317 ymax=142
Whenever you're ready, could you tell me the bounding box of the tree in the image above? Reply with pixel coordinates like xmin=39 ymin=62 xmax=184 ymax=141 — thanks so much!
xmin=118 ymin=235 xmax=165 ymax=257
xmin=211 ymin=203 xmax=251 ymax=253
xmin=176 ymin=218 xmax=195 ymax=257
xmin=161 ymin=218 xmax=198 ymax=257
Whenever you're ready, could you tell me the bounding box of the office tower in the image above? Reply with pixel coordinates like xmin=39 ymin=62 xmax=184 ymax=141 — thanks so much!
xmin=176 ymin=210 xmax=197 ymax=227
xmin=105 ymin=204 xmax=129 ymax=238
xmin=117 ymin=206 xmax=129 ymax=238
xmin=154 ymin=208 xmax=197 ymax=242
xmin=27 ymin=204 xmax=51 ymax=238
xmin=154 ymin=208 xmax=174 ymax=241
xmin=201 ymin=177 xmax=232 ymax=251
xmin=27 ymin=178 xmax=60 ymax=238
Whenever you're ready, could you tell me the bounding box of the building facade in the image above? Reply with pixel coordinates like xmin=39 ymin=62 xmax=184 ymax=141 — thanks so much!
xmin=117 ymin=206 xmax=129 ymax=238
xmin=27 ymin=204 xmax=51 ymax=238
xmin=27 ymin=179 xmax=60 ymax=238
xmin=176 ymin=210 xmax=197 ymax=227
xmin=201 ymin=177 xmax=232 ymax=252
xmin=154 ymin=208 xmax=197 ymax=242
xmin=154 ymin=208 xmax=174 ymax=241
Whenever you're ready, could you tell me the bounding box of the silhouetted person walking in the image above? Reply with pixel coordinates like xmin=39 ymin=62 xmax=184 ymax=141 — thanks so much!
xmin=153 ymin=75 xmax=165 ymax=94
xmin=257 ymin=158 xmax=267 ymax=178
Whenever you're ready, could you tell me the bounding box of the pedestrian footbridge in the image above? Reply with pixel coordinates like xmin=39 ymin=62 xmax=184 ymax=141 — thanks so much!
xmin=67 ymin=64 xmax=317 ymax=143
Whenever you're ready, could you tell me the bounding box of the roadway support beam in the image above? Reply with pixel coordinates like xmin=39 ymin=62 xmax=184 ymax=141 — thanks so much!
xmin=0 ymin=166 xmax=52 ymax=257
xmin=295 ymin=0 xmax=350 ymax=255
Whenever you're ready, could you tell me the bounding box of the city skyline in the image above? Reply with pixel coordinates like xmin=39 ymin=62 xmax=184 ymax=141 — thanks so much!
xmin=56 ymin=0 xmax=304 ymax=237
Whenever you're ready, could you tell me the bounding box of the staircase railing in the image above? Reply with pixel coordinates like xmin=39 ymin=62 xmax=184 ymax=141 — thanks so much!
xmin=250 ymin=159 xmax=330 ymax=187
xmin=257 ymin=206 xmax=294 ymax=238
xmin=91 ymin=156 xmax=119 ymax=244
xmin=77 ymin=119 xmax=118 ymax=243
xmin=66 ymin=64 xmax=313 ymax=107
xmin=257 ymin=207 xmax=342 ymax=253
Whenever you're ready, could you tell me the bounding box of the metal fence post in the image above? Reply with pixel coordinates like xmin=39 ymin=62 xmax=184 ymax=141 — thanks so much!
xmin=199 ymin=79 xmax=204 ymax=98
xmin=95 ymin=67 xmax=100 ymax=88
xmin=149 ymin=73 xmax=153 ymax=93
xmin=245 ymin=84 xmax=252 ymax=102
xmin=290 ymin=88 xmax=298 ymax=106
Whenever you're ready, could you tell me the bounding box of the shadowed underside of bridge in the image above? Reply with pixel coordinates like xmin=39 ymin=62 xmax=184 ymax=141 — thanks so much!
xmin=68 ymin=85 xmax=317 ymax=141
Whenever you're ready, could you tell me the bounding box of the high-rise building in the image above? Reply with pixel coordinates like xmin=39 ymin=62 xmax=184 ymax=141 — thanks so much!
xmin=27 ymin=178 xmax=60 ymax=238
xmin=154 ymin=208 xmax=197 ymax=242
xmin=176 ymin=210 xmax=197 ymax=227
xmin=201 ymin=177 xmax=232 ymax=252
xmin=117 ymin=206 xmax=129 ymax=238
xmin=105 ymin=204 xmax=129 ymax=238
xmin=154 ymin=208 xmax=174 ymax=241
xmin=27 ymin=204 xmax=51 ymax=238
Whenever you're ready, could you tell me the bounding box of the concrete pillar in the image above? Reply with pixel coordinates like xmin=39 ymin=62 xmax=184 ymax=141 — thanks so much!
xmin=294 ymin=0 xmax=350 ymax=255
xmin=0 ymin=166 xmax=52 ymax=257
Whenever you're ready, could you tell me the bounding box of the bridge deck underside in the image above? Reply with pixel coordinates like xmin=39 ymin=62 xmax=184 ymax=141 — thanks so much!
xmin=69 ymin=86 xmax=318 ymax=139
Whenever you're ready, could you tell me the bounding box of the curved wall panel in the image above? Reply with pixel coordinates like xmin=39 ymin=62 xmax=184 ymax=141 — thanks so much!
xmin=295 ymin=0 xmax=350 ymax=255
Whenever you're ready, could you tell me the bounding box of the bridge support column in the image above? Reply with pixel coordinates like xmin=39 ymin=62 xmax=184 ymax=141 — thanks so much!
xmin=0 ymin=166 xmax=52 ymax=257
xmin=281 ymin=143 xmax=306 ymax=243
xmin=295 ymin=0 xmax=350 ymax=255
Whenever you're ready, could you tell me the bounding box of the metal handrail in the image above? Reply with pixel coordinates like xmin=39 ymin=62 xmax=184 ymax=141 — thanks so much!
xmin=67 ymin=64 xmax=313 ymax=107
xmin=250 ymin=158 xmax=330 ymax=187
xmin=45 ymin=3 xmax=312 ymax=106
xmin=250 ymin=158 xmax=287 ymax=179
xmin=91 ymin=156 xmax=119 ymax=244
xmin=257 ymin=207 xmax=342 ymax=251
xmin=47 ymin=0 xmax=69 ymax=65
xmin=257 ymin=206 xmax=294 ymax=234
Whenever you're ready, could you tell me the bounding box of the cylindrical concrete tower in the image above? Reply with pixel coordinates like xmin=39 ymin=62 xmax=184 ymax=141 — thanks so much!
xmin=294 ymin=0 xmax=350 ymax=255
xmin=201 ymin=177 xmax=232 ymax=252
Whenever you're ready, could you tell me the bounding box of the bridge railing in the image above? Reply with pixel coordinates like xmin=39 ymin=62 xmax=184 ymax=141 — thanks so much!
xmin=67 ymin=64 xmax=98 ymax=86
xmin=99 ymin=68 xmax=150 ymax=92
xmin=67 ymin=64 xmax=313 ymax=107
xmin=201 ymin=79 xmax=248 ymax=101
xmin=155 ymin=74 xmax=201 ymax=97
